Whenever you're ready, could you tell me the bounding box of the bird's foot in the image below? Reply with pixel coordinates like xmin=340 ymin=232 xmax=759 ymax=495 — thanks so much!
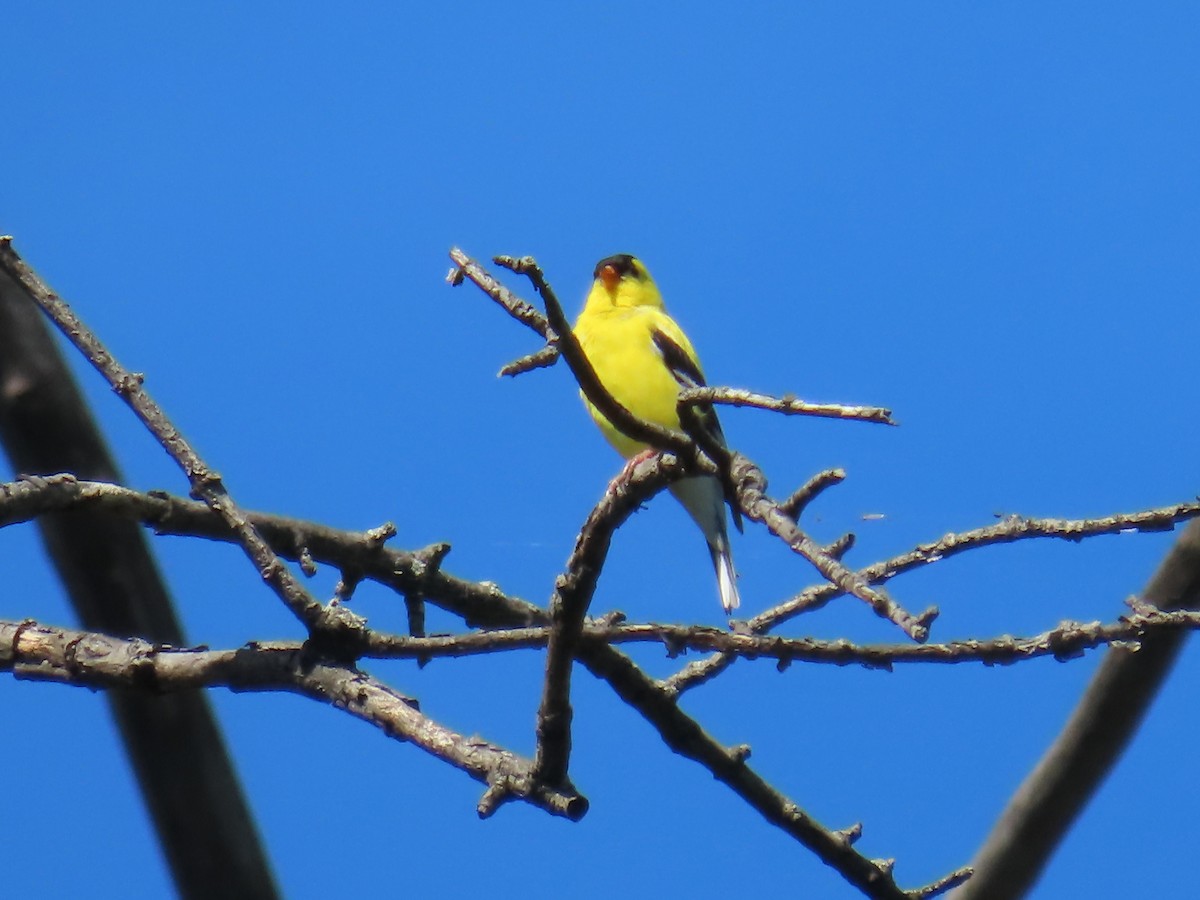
xmin=607 ymin=449 xmax=658 ymax=494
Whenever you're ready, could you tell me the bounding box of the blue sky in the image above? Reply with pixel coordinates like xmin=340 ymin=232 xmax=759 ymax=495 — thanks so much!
xmin=3 ymin=3 xmax=1199 ymax=897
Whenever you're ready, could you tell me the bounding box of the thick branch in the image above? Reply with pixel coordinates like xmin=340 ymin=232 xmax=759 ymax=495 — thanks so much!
xmin=530 ymin=454 xmax=680 ymax=787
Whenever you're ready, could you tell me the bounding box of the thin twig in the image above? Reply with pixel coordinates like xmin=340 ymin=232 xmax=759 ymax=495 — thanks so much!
xmin=448 ymin=247 xmax=555 ymax=340
xmin=499 ymin=343 xmax=560 ymax=377
xmin=370 ymin=610 xmax=1200 ymax=669
xmin=909 ymin=866 xmax=975 ymax=899
xmin=449 ymin=246 xmax=563 ymax=378
xmin=781 ymin=468 xmax=847 ymax=519
xmin=679 ymin=387 xmax=896 ymax=426
xmin=666 ymin=499 xmax=1200 ymax=695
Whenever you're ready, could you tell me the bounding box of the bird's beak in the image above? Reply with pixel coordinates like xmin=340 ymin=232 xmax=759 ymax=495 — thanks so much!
xmin=599 ymin=263 xmax=620 ymax=294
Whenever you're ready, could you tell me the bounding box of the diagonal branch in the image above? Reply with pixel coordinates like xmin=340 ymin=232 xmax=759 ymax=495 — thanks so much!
xmin=448 ymin=247 xmax=561 ymax=377
xmin=572 ymin=639 xmax=942 ymax=899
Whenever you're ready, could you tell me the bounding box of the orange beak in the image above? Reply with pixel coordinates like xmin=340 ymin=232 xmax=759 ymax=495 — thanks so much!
xmin=599 ymin=263 xmax=620 ymax=293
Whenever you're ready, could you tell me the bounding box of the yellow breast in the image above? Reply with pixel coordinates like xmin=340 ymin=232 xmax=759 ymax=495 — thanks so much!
xmin=574 ymin=305 xmax=698 ymax=458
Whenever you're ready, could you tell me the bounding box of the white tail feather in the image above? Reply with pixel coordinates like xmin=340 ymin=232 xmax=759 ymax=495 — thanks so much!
xmin=715 ymin=546 xmax=740 ymax=613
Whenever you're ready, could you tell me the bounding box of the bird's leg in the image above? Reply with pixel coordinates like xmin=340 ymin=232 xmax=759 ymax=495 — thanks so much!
xmin=608 ymin=448 xmax=658 ymax=494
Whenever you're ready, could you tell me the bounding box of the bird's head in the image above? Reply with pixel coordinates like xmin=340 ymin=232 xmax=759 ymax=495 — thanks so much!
xmin=588 ymin=254 xmax=664 ymax=309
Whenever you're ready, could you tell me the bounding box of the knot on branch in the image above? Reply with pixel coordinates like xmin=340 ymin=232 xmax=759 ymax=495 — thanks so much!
xmin=307 ymin=604 xmax=371 ymax=662
xmin=834 ymin=822 xmax=863 ymax=847
xmin=364 ymin=520 xmax=398 ymax=548
xmin=113 ymin=371 xmax=145 ymax=395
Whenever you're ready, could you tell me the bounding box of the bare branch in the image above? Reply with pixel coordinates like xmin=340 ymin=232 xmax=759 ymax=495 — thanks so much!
xmin=448 ymin=247 xmax=562 ymax=378
xmin=0 ymin=474 xmax=550 ymax=631
xmin=731 ymin=456 xmax=937 ymax=641
xmin=910 ymin=866 xmax=975 ymax=899
xmin=589 ymin=609 xmax=1200 ymax=669
xmin=761 ymin=503 xmax=1200 ymax=632
xmin=780 ymin=468 xmax=848 ymax=519
xmin=448 ymin=247 xmax=555 ymax=341
xmin=11 ymin=477 xmax=1200 ymax=674
xmin=528 ymin=453 xmax=679 ymax=787
xmin=667 ymin=499 xmax=1200 ymax=695
xmin=0 ymin=619 xmax=587 ymax=821
xmin=499 ymin=343 xmax=560 ymax=377
xmin=679 ymin=387 xmax=896 ymax=426
xmin=9 ymin=481 xmax=1199 ymax=672
xmin=1 ymin=475 xmax=930 ymax=896
xmin=573 ymin=640 xmax=919 ymax=899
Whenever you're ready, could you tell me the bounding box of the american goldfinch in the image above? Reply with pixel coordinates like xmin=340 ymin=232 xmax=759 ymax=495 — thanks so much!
xmin=573 ymin=254 xmax=742 ymax=613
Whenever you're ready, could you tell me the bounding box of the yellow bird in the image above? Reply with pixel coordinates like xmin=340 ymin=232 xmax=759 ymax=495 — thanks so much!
xmin=573 ymin=254 xmax=742 ymax=613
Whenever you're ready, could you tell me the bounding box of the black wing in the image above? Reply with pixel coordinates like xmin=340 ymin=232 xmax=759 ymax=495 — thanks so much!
xmin=651 ymin=327 xmax=743 ymax=532
xmin=651 ymin=327 xmax=725 ymax=444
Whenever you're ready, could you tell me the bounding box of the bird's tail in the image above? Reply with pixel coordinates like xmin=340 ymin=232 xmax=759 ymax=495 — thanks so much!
xmin=710 ymin=541 xmax=740 ymax=613
xmin=671 ymin=475 xmax=741 ymax=614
